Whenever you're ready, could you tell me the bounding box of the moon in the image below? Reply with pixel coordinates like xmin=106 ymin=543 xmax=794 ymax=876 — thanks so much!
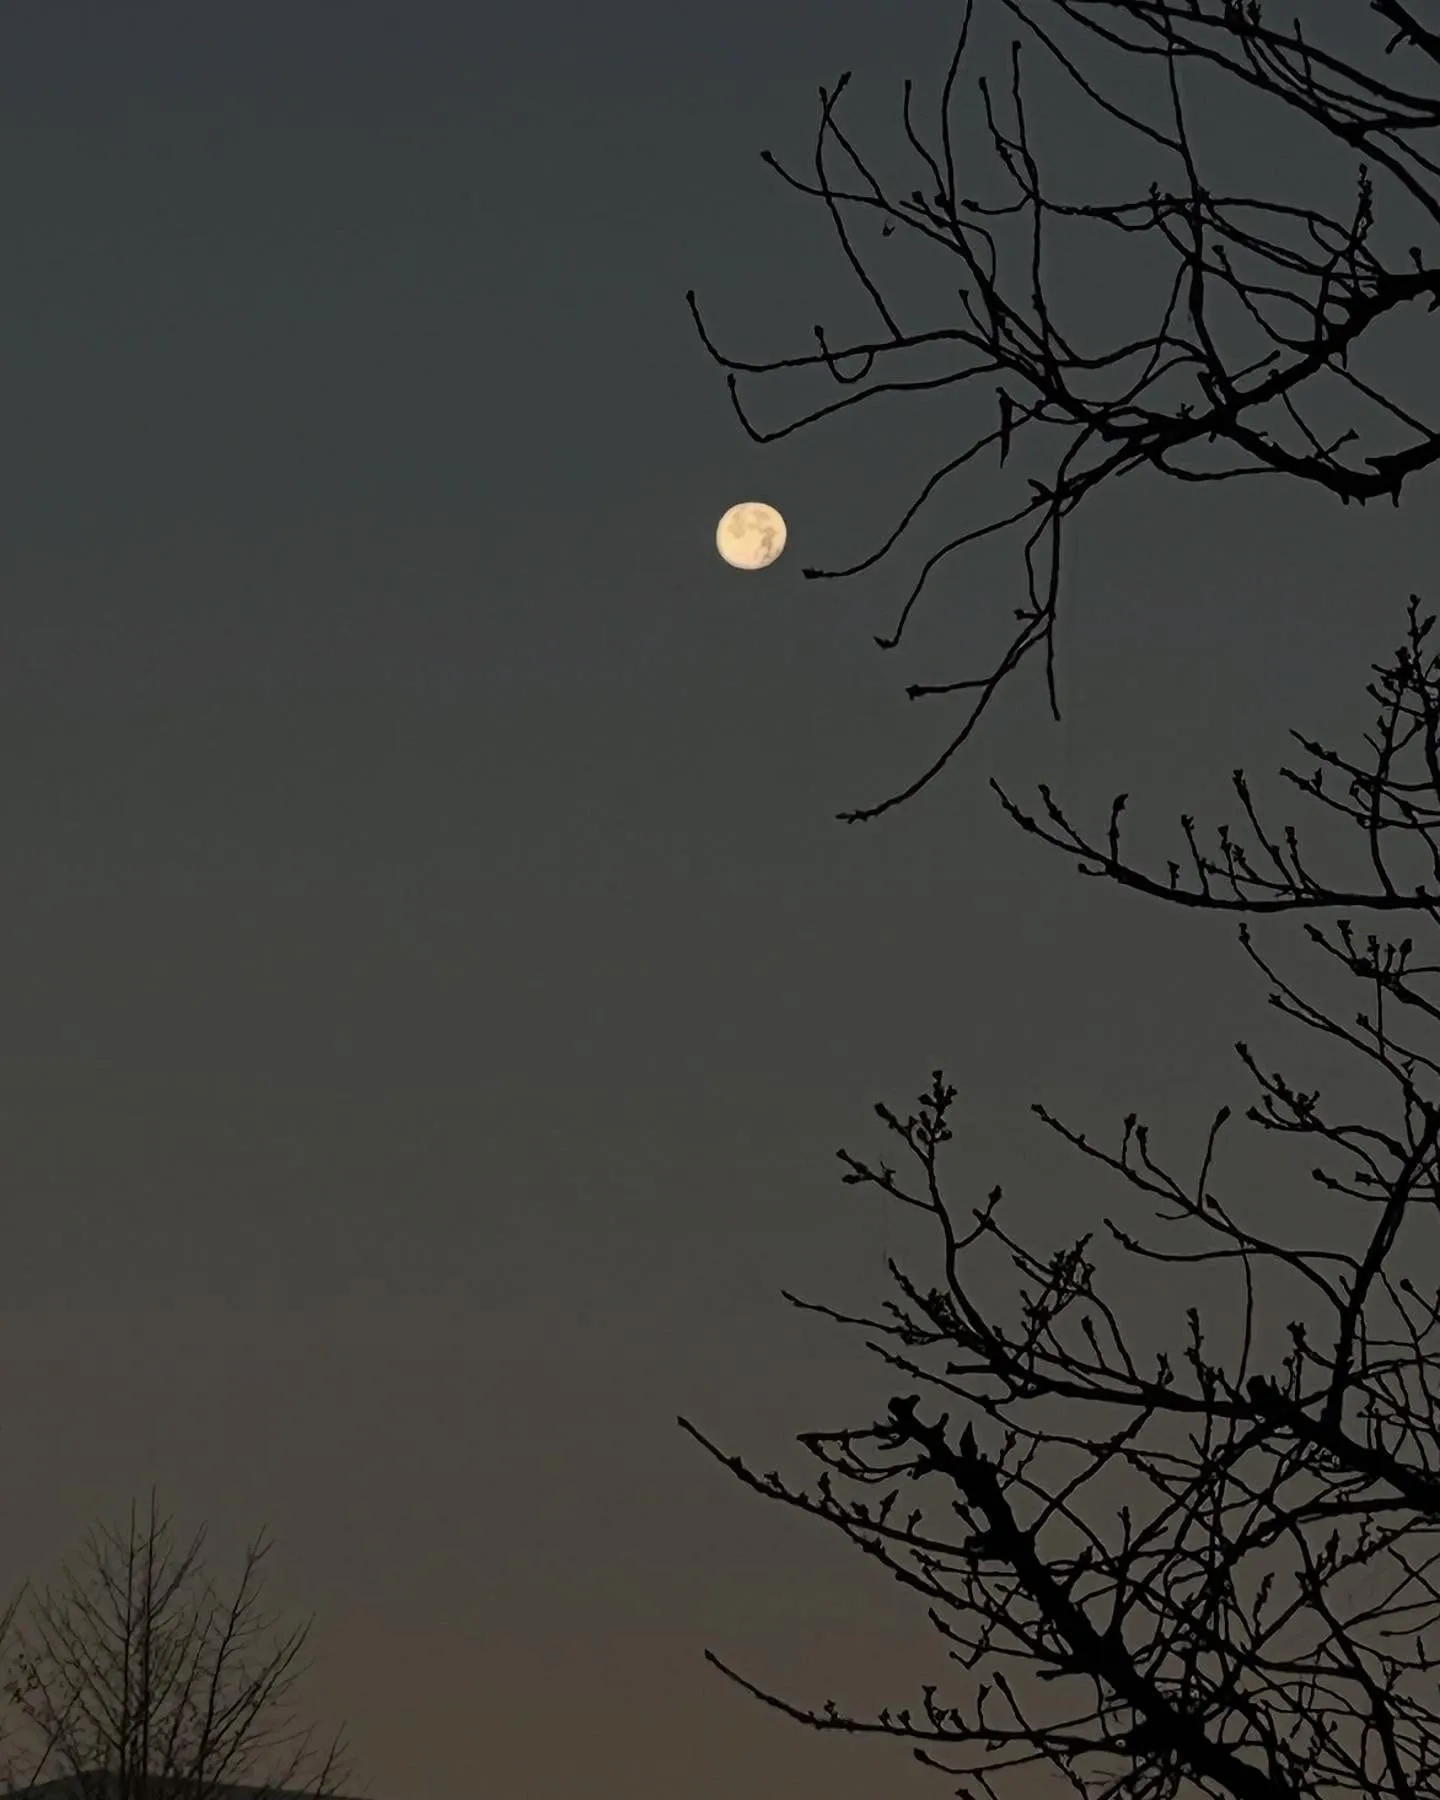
xmin=716 ymin=501 xmax=787 ymax=571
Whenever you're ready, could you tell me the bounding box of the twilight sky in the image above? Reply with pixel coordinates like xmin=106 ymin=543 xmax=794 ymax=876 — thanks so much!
xmin=0 ymin=6 xmax=1436 ymax=1800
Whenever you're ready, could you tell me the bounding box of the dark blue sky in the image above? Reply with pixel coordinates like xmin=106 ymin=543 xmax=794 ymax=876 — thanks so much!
xmin=0 ymin=6 xmax=1434 ymax=1800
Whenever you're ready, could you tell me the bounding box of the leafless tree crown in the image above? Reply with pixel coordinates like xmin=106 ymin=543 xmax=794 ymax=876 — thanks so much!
xmin=0 ymin=1493 xmax=350 ymax=1800
xmin=690 ymin=1 xmax=1440 ymax=819
xmin=682 ymin=594 xmax=1440 ymax=1800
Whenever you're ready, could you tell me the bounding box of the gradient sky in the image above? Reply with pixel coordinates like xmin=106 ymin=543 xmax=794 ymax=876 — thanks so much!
xmin=0 ymin=7 xmax=1436 ymax=1800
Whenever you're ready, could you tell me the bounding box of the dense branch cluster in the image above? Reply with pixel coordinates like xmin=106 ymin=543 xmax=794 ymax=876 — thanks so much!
xmin=681 ymin=596 xmax=1440 ymax=1800
xmin=690 ymin=0 xmax=1440 ymax=819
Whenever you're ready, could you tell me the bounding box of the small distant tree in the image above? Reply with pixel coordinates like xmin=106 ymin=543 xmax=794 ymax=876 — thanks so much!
xmin=0 ymin=1491 xmax=351 ymax=1800
xmin=682 ymin=593 xmax=1440 ymax=1800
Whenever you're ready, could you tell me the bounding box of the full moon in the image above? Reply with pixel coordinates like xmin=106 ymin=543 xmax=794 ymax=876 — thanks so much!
xmin=716 ymin=501 xmax=787 ymax=571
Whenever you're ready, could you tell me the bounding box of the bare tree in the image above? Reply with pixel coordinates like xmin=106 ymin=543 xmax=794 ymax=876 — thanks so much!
xmin=690 ymin=2 xmax=1440 ymax=820
xmin=0 ymin=1492 xmax=351 ymax=1800
xmin=681 ymin=592 xmax=1440 ymax=1800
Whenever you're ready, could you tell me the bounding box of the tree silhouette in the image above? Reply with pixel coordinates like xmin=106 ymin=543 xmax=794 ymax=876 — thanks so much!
xmin=0 ymin=1492 xmax=351 ymax=1800
xmin=689 ymin=2 xmax=1440 ymax=820
xmin=681 ymin=592 xmax=1440 ymax=1800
